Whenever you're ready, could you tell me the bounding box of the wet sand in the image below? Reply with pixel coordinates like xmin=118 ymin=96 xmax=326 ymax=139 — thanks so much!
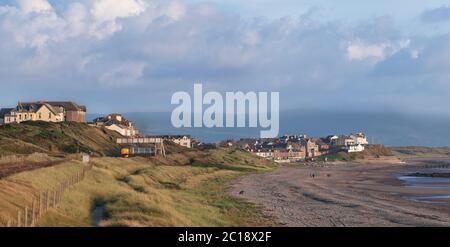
xmin=229 ymin=158 xmax=450 ymax=227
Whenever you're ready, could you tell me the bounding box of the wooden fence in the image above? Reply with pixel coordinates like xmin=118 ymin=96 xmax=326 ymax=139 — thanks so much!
xmin=4 ymin=164 xmax=92 ymax=227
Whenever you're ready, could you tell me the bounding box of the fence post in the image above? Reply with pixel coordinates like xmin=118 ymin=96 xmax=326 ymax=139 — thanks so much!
xmin=31 ymin=198 xmax=36 ymax=226
xmin=24 ymin=207 xmax=28 ymax=227
xmin=17 ymin=210 xmax=21 ymax=227
xmin=38 ymin=191 xmax=42 ymax=217
xmin=46 ymin=190 xmax=49 ymax=212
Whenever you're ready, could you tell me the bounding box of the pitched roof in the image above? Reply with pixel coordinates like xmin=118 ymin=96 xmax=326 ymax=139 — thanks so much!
xmin=21 ymin=101 xmax=86 ymax=112
xmin=0 ymin=108 xmax=13 ymax=118
xmin=15 ymin=103 xmax=61 ymax=115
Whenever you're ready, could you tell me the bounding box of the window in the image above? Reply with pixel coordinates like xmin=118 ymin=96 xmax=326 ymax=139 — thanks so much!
xmin=49 ymin=113 xmax=52 ymax=119
xmin=19 ymin=114 xmax=22 ymax=120
xmin=38 ymin=112 xmax=42 ymax=119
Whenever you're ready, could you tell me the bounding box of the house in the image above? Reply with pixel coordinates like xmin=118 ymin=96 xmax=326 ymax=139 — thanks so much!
xmin=350 ymin=133 xmax=369 ymax=145
xmin=168 ymin=135 xmax=192 ymax=148
xmin=154 ymin=135 xmax=193 ymax=148
xmin=319 ymin=144 xmax=330 ymax=154
xmin=92 ymin=114 xmax=139 ymax=137
xmin=42 ymin=101 xmax=86 ymax=122
xmin=0 ymin=108 xmax=13 ymax=125
xmin=255 ymin=148 xmax=273 ymax=159
xmin=301 ymin=138 xmax=320 ymax=159
xmin=332 ymin=135 xmax=355 ymax=146
xmin=0 ymin=101 xmax=86 ymax=124
xmin=1 ymin=103 xmax=64 ymax=124
xmin=343 ymin=144 xmax=365 ymax=153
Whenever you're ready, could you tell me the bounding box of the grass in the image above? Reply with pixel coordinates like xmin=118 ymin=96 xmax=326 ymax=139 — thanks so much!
xmin=0 ymin=122 xmax=122 ymax=156
xmin=0 ymin=148 xmax=277 ymax=227
xmin=319 ymin=144 xmax=393 ymax=162
xmin=389 ymin=146 xmax=450 ymax=158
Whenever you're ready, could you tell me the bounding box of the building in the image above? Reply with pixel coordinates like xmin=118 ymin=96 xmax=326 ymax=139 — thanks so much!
xmin=154 ymin=135 xmax=193 ymax=149
xmin=343 ymin=144 xmax=365 ymax=153
xmin=42 ymin=101 xmax=86 ymax=122
xmin=2 ymin=103 xmax=64 ymax=124
xmin=168 ymin=135 xmax=192 ymax=148
xmin=255 ymin=149 xmax=273 ymax=159
xmin=350 ymin=133 xmax=369 ymax=145
xmin=92 ymin=114 xmax=139 ymax=137
xmin=0 ymin=101 xmax=86 ymax=124
xmin=301 ymin=138 xmax=320 ymax=159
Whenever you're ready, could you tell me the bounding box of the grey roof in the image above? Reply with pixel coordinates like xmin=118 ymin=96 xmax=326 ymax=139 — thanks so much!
xmin=0 ymin=108 xmax=13 ymax=118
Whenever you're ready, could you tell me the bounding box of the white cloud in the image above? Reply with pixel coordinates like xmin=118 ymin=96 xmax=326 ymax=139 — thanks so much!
xmin=91 ymin=0 xmax=146 ymax=22
xmin=346 ymin=39 xmax=410 ymax=63
xmin=165 ymin=1 xmax=186 ymax=21
xmin=17 ymin=0 xmax=53 ymax=14
xmin=1 ymin=1 xmax=450 ymax=114
xmin=89 ymin=0 xmax=146 ymax=39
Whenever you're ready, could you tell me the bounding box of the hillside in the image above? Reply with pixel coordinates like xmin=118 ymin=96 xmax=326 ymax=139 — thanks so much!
xmin=320 ymin=144 xmax=393 ymax=162
xmin=0 ymin=121 xmax=122 ymax=156
xmin=389 ymin=146 xmax=450 ymax=158
xmin=0 ymin=148 xmax=277 ymax=227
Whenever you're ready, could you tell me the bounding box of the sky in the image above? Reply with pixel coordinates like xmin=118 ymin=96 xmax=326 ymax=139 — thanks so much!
xmin=1 ymin=0 xmax=450 ymax=115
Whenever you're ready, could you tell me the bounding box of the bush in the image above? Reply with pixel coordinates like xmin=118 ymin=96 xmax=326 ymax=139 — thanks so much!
xmin=62 ymin=144 xmax=78 ymax=153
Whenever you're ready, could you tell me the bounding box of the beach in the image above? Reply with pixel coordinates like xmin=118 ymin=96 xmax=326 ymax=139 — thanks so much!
xmin=229 ymin=157 xmax=450 ymax=227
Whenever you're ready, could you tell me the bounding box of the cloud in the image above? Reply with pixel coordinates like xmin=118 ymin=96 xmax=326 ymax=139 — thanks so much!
xmin=421 ymin=5 xmax=450 ymax=23
xmin=17 ymin=0 xmax=52 ymax=14
xmin=346 ymin=39 xmax=410 ymax=63
xmin=1 ymin=1 xmax=450 ymax=114
xmin=91 ymin=0 xmax=146 ymax=22
xmin=99 ymin=62 xmax=146 ymax=88
xmin=165 ymin=1 xmax=186 ymax=21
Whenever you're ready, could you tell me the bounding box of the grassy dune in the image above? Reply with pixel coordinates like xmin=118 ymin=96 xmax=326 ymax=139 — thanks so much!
xmin=0 ymin=148 xmax=277 ymax=227
xmin=389 ymin=146 xmax=450 ymax=158
xmin=319 ymin=144 xmax=394 ymax=162
xmin=0 ymin=121 xmax=122 ymax=156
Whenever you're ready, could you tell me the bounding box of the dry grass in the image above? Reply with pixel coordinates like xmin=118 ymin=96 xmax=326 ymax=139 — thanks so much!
xmin=0 ymin=122 xmax=122 ymax=156
xmin=0 ymin=149 xmax=277 ymax=227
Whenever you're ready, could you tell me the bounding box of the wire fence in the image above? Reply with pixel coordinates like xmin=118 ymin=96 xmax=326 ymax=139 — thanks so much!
xmin=2 ymin=154 xmax=92 ymax=227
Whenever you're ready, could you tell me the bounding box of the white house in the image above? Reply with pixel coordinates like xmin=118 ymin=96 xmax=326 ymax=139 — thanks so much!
xmin=92 ymin=114 xmax=139 ymax=137
xmin=343 ymin=144 xmax=365 ymax=153
xmin=169 ymin=135 xmax=192 ymax=148
xmin=351 ymin=133 xmax=369 ymax=145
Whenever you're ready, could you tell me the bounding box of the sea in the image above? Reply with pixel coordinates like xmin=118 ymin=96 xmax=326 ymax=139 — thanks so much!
xmin=88 ymin=109 xmax=450 ymax=146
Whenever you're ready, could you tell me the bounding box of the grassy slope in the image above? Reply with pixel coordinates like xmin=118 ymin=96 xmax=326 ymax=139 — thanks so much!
xmin=389 ymin=146 xmax=450 ymax=158
xmin=0 ymin=148 xmax=277 ymax=227
xmin=0 ymin=121 xmax=122 ymax=156
xmin=319 ymin=144 xmax=394 ymax=162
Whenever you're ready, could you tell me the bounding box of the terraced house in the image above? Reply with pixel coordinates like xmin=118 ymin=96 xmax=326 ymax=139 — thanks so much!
xmin=0 ymin=101 xmax=86 ymax=124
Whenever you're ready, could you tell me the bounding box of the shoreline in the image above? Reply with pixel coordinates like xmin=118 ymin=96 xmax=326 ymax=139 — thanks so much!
xmin=228 ymin=157 xmax=450 ymax=227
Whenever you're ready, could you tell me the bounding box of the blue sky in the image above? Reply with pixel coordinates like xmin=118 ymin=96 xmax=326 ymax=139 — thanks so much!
xmin=1 ymin=0 xmax=450 ymax=115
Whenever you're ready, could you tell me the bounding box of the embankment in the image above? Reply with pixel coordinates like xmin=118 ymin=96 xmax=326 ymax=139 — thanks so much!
xmin=0 ymin=148 xmax=277 ymax=227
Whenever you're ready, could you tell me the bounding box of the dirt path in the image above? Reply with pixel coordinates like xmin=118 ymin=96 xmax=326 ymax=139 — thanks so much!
xmin=229 ymin=159 xmax=450 ymax=227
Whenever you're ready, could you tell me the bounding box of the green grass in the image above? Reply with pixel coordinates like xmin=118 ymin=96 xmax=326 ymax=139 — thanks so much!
xmin=0 ymin=122 xmax=122 ymax=156
xmin=0 ymin=148 xmax=277 ymax=227
xmin=319 ymin=144 xmax=393 ymax=162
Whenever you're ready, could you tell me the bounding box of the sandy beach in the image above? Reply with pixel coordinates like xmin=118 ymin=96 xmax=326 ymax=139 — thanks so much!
xmin=229 ymin=157 xmax=450 ymax=227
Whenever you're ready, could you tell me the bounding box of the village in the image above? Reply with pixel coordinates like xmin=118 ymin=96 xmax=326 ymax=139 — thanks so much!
xmin=0 ymin=101 xmax=194 ymax=154
xmin=220 ymin=132 xmax=369 ymax=163
xmin=0 ymin=100 xmax=369 ymax=163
